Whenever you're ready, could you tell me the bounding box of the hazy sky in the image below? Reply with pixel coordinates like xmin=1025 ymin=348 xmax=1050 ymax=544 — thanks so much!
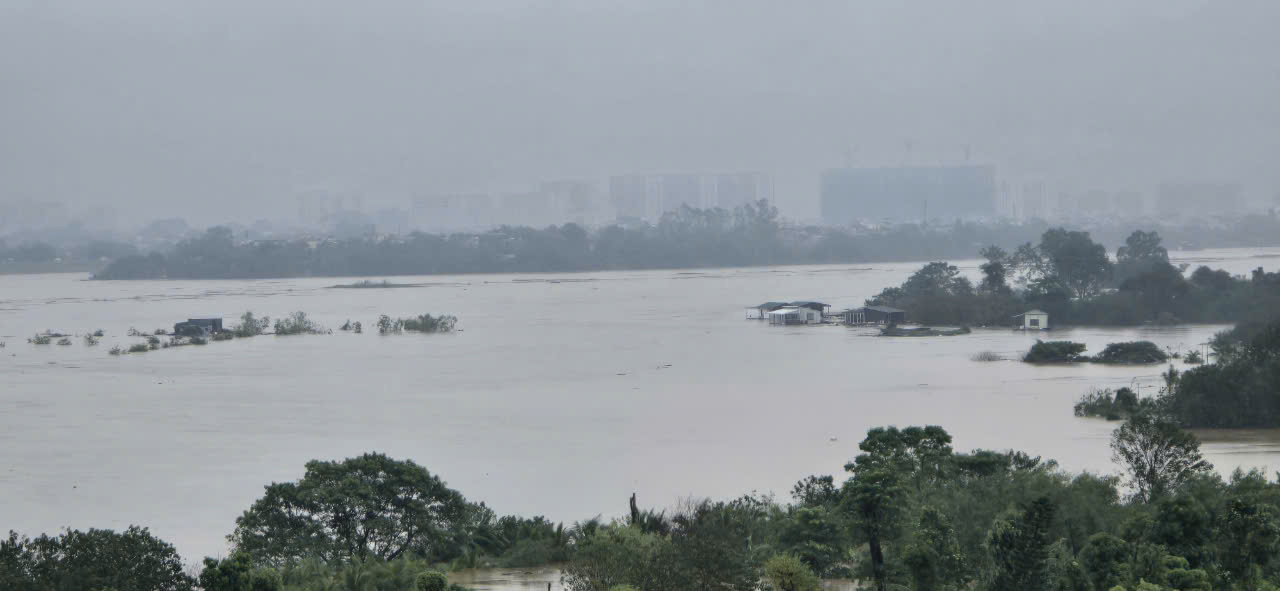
xmin=2 ymin=0 xmax=1278 ymax=222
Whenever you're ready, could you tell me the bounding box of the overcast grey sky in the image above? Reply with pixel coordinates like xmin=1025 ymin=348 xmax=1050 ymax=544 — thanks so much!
xmin=2 ymin=0 xmax=1277 ymax=221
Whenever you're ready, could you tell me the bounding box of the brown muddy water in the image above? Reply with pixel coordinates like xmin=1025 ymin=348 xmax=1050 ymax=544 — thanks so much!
xmin=2 ymin=247 xmax=1279 ymax=587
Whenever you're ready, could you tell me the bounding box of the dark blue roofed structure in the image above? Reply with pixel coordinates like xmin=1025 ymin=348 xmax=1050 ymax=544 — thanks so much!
xmin=173 ymin=318 xmax=224 ymax=337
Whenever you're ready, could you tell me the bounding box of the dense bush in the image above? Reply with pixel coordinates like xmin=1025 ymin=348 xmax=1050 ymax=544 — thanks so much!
xmin=402 ymin=314 xmax=457 ymax=333
xmin=1074 ymin=387 xmax=1142 ymax=419
xmin=1023 ymin=340 xmax=1088 ymax=363
xmin=1160 ymin=316 xmax=1280 ymax=427
xmin=1092 ymin=341 xmax=1169 ymax=364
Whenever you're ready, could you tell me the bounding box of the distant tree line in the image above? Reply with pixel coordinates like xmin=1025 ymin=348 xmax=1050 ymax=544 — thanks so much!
xmin=869 ymin=228 xmax=1280 ymax=326
xmin=89 ymin=202 xmax=1280 ymax=280
xmin=0 ymin=238 xmax=137 ymax=266
xmin=10 ymin=418 xmax=1280 ymax=591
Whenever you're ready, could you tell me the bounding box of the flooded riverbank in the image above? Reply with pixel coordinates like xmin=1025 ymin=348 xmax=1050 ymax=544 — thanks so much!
xmin=1 ymin=247 xmax=1278 ymax=565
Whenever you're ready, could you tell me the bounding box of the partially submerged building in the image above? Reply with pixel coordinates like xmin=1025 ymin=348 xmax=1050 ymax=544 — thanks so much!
xmin=841 ymin=306 xmax=906 ymax=325
xmin=746 ymin=301 xmax=830 ymax=320
xmin=173 ymin=318 xmax=224 ymax=337
xmin=767 ymin=306 xmax=824 ymax=325
xmin=1013 ymin=310 xmax=1049 ymax=330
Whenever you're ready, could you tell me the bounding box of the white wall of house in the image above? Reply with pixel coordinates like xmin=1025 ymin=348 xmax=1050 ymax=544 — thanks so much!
xmin=1023 ymin=312 xmax=1049 ymax=330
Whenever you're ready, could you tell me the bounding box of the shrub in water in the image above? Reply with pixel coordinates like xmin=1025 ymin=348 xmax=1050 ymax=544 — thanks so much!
xmin=971 ymin=350 xmax=1003 ymax=362
xmin=1023 ymin=340 xmax=1088 ymax=363
xmin=190 ymin=336 xmax=208 ymax=345
xmin=83 ymin=334 xmax=99 ymax=346
xmin=109 ymin=345 xmax=123 ymax=356
xmin=128 ymin=343 xmax=149 ymax=353
xmin=377 ymin=315 xmax=402 ymax=335
xmin=402 ymin=314 xmax=457 ymax=333
xmin=212 ymin=331 xmax=233 ymax=341
xmin=274 ymin=311 xmax=325 ymax=335
xmin=1184 ymin=350 xmax=1204 ymax=364
xmin=233 ymin=311 xmax=271 ymax=337
xmin=1092 ymin=341 xmax=1169 ymax=364
xmin=1074 ymin=387 xmax=1142 ymax=419
xmin=56 ymin=337 xmax=72 ymax=346
xmin=29 ymin=334 xmax=52 ymax=345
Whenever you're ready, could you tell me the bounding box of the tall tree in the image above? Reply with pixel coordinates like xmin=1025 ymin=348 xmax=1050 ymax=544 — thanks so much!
xmin=979 ymin=245 xmax=1012 ymax=294
xmin=1110 ymin=415 xmax=1212 ymax=502
xmin=1037 ymin=228 xmax=1114 ymax=300
xmin=987 ymin=497 xmax=1056 ymax=591
xmin=231 ymin=453 xmax=475 ymax=565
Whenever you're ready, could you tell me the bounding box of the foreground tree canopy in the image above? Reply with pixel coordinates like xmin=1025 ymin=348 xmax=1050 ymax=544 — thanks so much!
xmin=5 ymin=409 xmax=1280 ymax=590
xmin=231 ymin=453 xmax=475 ymax=565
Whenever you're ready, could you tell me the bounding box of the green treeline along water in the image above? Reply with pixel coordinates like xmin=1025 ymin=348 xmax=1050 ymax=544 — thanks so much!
xmin=6 ymin=415 xmax=1280 ymax=591
xmin=89 ymin=201 xmax=1280 ymax=280
xmin=870 ymin=228 xmax=1280 ymax=326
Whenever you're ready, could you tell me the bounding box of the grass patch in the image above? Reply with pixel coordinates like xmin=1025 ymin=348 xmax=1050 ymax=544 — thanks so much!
xmin=971 ymin=351 xmax=1003 ymax=362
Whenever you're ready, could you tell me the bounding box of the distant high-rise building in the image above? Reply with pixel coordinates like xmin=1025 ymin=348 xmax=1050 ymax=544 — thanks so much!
xmin=538 ymin=180 xmax=605 ymax=225
xmin=820 ymin=165 xmax=997 ymax=225
xmin=608 ymin=172 xmax=773 ymax=222
xmin=1157 ymin=181 xmax=1241 ymax=218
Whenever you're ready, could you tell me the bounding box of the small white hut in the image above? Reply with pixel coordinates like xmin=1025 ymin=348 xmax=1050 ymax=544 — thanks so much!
xmin=1014 ymin=309 xmax=1049 ymax=330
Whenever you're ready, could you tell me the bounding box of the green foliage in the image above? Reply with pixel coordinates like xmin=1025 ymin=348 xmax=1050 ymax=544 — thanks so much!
xmin=1075 ymin=387 xmax=1144 ymax=420
xmin=761 ymin=553 xmax=821 ymax=591
xmin=561 ymin=525 xmax=680 ymax=591
xmin=0 ymin=526 xmax=194 ymax=591
xmin=401 ymin=314 xmax=458 ymax=333
xmin=1080 ymin=533 xmax=1131 ymax=591
xmin=233 ymin=311 xmax=270 ymax=337
xmin=1111 ymin=414 xmax=1212 ymax=502
xmin=1093 ymin=341 xmax=1170 ymax=364
xmin=128 ymin=343 xmax=150 ymax=353
xmin=902 ymin=507 xmax=966 ymax=590
xmin=1023 ymin=340 xmax=1088 ymax=363
xmin=28 ymin=334 xmax=52 ymax=345
xmin=1162 ymin=316 xmax=1280 ymax=427
xmin=778 ymin=506 xmax=846 ymax=576
xmin=414 ymin=570 xmax=449 ymax=591
xmin=377 ymin=315 xmax=402 ymax=334
xmin=198 ymin=552 xmax=281 ymax=591
xmin=273 ymin=311 xmax=325 ymax=335
xmin=987 ymin=497 xmax=1056 ymax=591
xmin=231 ymin=453 xmax=475 ymax=565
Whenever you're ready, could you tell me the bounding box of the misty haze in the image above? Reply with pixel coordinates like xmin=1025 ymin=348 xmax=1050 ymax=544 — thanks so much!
xmin=3 ymin=2 xmax=1280 ymax=590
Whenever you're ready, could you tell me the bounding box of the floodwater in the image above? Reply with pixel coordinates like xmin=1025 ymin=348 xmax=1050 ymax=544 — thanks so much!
xmin=2 ymin=247 xmax=1279 ymax=587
